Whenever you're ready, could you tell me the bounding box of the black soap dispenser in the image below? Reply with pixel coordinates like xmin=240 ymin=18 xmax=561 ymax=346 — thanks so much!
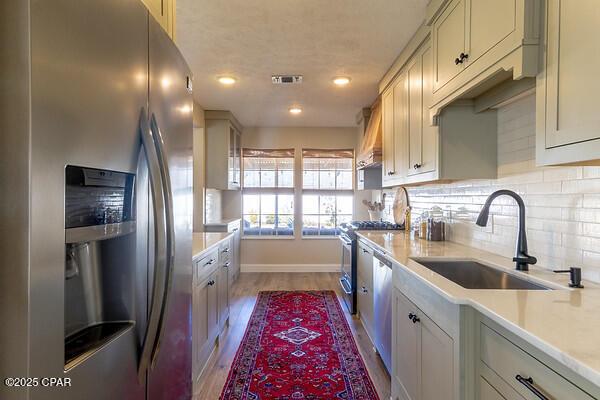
xmin=553 ymin=267 xmax=584 ymax=288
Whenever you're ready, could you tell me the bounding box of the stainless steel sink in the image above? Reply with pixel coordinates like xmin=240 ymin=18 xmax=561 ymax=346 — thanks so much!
xmin=412 ymin=259 xmax=551 ymax=290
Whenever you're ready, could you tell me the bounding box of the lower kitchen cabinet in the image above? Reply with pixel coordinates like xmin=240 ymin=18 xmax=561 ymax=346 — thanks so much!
xmin=205 ymin=219 xmax=242 ymax=284
xmin=357 ymin=240 xmax=375 ymax=342
xmin=192 ymin=270 xmax=218 ymax=382
xmin=192 ymin=237 xmax=236 ymax=383
xmin=392 ymin=289 xmax=454 ymax=400
xmin=217 ymin=240 xmax=231 ymax=332
xmin=478 ymin=320 xmax=597 ymax=400
xmin=231 ymin=224 xmax=241 ymax=282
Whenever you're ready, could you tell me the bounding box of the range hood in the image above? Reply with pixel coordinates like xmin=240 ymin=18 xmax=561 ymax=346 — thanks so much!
xmin=356 ymin=98 xmax=382 ymax=169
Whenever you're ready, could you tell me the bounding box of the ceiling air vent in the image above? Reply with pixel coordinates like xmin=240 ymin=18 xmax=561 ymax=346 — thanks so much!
xmin=272 ymin=75 xmax=303 ymax=85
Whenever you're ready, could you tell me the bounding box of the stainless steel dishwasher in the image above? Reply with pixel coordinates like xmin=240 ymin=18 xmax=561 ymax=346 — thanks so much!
xmin=373 ymin=250 xmax=392 ymax=373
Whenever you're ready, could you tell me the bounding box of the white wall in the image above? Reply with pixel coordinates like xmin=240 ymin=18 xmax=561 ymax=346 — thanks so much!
xmin=240 ymin=126 xmax=358 ymax=268
xmin=385 ymin=94 xmax=600 ymax=283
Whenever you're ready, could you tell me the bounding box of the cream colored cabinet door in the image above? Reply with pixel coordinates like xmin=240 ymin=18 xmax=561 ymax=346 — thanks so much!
xmin=141 ymin=0 xmax=174 ymax=39
xmin=392 ymin=71 xmax=409 ymax=181
xmin=357 ymin=273 xmax=375 ymax=343
xmin=393 ymin=289 xmax=419 ymax=400
xmin=382 ymin=88 xmax=396 ymax=186
xmin=192 ymin=280 xmax=205 ymax=379
xmin=467 ymin=0 xmax=516 ymax=64
xmin=407 ymin=44 xmax=437 ymax=177
xmin=193 ymin=272 xmax=218 ymax=380
xmin=407 ymin=55 xmax=423 ymax=176
xmin=393 ymin=289 xmax=455 ymax=400
xmin=228 ymin=126 xmax=241 ymax=189
xmin=217 ymin=262 xmax=229 ymax=331
xmin=538 ymin=0 xmax=600 ymax=164
xmin=420 ymin=311 xmax=454 ymax=400
xmin=432 ymin=0 xmax=467 ymax=92
xmin=357 ymin=243 xmax=374 ymax=341
xmin=420 ymin=46 xmax=437 ymax=175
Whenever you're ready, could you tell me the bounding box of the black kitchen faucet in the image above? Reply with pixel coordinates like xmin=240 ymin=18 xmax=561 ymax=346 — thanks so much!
xmin=476 ymin=190 xmax=537 ymax=271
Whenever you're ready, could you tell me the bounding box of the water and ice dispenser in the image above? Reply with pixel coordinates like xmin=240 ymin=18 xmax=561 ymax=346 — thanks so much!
xmin=64 ymin=166 xmax=137 ymax=369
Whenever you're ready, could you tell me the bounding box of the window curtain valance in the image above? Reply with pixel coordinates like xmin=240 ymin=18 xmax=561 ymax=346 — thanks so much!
xmin=302 ymin=149 xmax=354 ymax=159
xmin=242 ymin=148 xmax=295 ymax=158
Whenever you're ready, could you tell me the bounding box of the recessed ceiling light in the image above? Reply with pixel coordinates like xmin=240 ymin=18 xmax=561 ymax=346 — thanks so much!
xmin=217 ymin=76 xmax=237 ymax=85
xmin=289 ymin=107 xmax=302 ymax=115
xmin=333 ymin=76 xmax=351 ymax=86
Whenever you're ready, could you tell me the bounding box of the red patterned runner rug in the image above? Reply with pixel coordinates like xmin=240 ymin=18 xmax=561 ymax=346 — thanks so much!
xmin=220 ymin=290 xmax=380 ymax=400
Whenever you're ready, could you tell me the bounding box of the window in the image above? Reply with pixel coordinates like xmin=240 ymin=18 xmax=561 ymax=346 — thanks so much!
xmin=242 ymin=149 xmax=295 ymax=236
xmin=302 ymin=149 xmax=354 ymax=236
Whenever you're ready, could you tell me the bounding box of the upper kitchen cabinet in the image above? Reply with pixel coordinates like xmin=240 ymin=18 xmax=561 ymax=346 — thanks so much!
xmin=536 ymin=0 xmax=600 ymax=165
xmin=141 ymin=0 xmax=175 ymax=39
xmin=382 ymin=71 xmax=409 ymax=186
xmin=381 ymin=38 xmax=497 ymax=187
xmin=205 ymin=111 xmax=243 ymax=190
xmin=428 ymin=0 xmax=541 ymax=118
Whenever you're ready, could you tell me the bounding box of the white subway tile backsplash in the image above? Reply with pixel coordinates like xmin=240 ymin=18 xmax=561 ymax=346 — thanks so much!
xmin=391 ymin=94 xmax=600 ymax=282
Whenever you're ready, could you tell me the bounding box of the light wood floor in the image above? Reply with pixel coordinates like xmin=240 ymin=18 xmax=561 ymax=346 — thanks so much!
xmin=193 ymin=272 xmax=391 ymax=400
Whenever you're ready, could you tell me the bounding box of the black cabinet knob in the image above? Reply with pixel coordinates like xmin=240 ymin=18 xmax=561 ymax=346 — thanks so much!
xmin=455 ymin=53 xmax=469 ymax=65
xmin=413 ymin=163 xmax=422 ymax=169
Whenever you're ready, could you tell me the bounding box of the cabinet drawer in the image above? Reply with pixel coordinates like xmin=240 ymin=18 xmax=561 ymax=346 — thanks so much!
xmin=194 ymin=249 xmax=218 ymax=284
xmin=480 ymin=323 xmax=594 ymax=400
xmin=479 ymin=375 xmax=508 ymax=400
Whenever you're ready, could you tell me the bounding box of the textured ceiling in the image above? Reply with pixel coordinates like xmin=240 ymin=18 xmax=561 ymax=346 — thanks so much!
xmin=176 ymin=0 xmax=428 ymax=127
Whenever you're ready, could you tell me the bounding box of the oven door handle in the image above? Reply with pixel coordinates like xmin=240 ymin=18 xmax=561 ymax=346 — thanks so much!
xmin=339 ymin=277 xmax=353 ymax=295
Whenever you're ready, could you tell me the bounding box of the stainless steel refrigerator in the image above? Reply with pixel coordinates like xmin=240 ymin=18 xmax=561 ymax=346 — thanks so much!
xmin=0 ymin=0 xmax=194 ymax=399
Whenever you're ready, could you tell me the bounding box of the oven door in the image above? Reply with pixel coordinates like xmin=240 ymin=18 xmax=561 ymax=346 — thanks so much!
xmin=339 ymin=234 xmax=356 ymax=313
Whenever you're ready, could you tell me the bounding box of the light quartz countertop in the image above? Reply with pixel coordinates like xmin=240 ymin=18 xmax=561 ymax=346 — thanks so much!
xmin=357 ymin=231 xmax=600 ymax=388
xmin=192 ymin=232 xmax=233 ymax=259
xmin=204 ymin=218 xmax=241 ymax=227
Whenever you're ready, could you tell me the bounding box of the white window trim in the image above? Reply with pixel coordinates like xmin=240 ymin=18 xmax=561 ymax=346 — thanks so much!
xmin=300 ymin=151 xmax=355 ymax=237
xmin=242 ymin=153 xmax=296 ymax=238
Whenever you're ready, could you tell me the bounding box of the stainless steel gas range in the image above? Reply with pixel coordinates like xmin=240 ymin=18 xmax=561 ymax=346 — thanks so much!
xmin=338 ymin=221 xmax=404 ymax=314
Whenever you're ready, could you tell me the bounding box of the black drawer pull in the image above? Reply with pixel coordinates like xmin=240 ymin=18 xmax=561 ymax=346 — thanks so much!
xmin=204 ymin=259 xmax=215 ymax=266
xmin=360 ymin=286 xmax=368 ymax=293
xmin=223 ymin=262 xmax=230 ymax=268
xmin=207 ymin=280 xmax=215 ymax=286
xmin=515 ymin=375 xmax=549 ymax=400
xmin=222 ymin=248 xmax=230 ymax=253
xmin=454 ymin=52 xmax=469 ymax=65
xmin=408 ymin=313 xmax=420 ymax=323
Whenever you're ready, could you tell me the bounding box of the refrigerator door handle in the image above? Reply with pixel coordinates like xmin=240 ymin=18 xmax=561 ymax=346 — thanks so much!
xmin=148 ymin=112 xmax=176 ymax=366
xmin=137 ymin=108 xmax=171 ymax=381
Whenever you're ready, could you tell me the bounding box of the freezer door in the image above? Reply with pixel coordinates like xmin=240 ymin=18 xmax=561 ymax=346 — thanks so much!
xmin=146 ymin=17 xmax=194 ymax=400
xmin=25 ymin=0 xmax=149 ymax=399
